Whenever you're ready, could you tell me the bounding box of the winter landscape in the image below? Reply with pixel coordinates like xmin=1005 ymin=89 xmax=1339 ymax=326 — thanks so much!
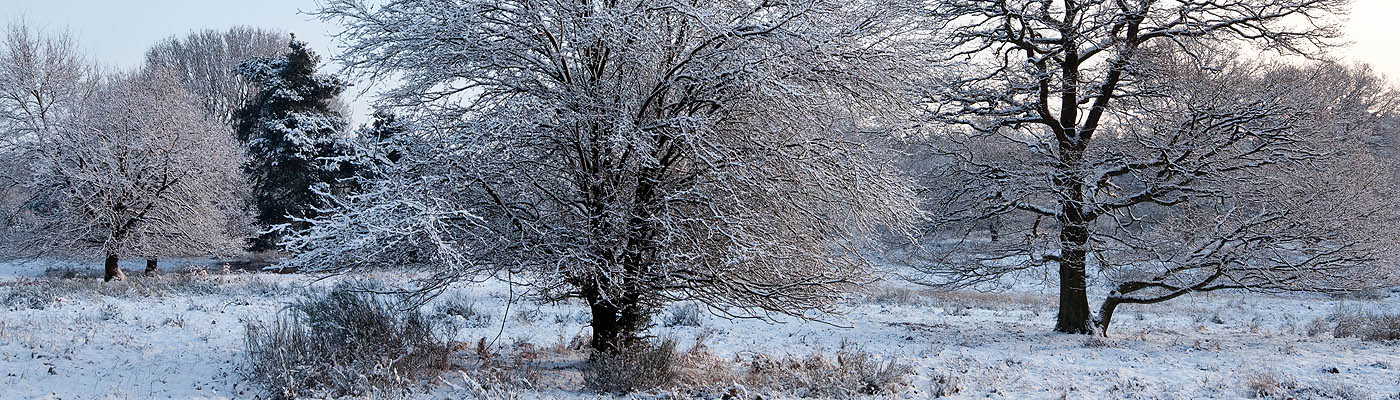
xmin=3 ymin=0 xmax=1400 ymax=399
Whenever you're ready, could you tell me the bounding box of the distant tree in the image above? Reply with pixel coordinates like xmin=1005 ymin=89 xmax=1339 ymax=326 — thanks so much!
xmin=9 ymin=70 xmax=250 ymax=281
xmin=143 ymin=27 xmax=287 ymax=127
xmin=235 ymin=36 xmax=350 ymax=251
xmin=285 ymin=0 xmax=928 ymax=353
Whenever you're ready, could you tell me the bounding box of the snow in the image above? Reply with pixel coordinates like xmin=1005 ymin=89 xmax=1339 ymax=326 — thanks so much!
xmin=2 ymin=260 xmax=1398 ymax=399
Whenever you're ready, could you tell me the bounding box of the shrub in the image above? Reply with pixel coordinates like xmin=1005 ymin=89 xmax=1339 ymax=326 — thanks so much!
xmin=743 ymin=342 xmax=913 ymax=398
xmin=2 ymin=282 xmax=58 ymax=310
xmin=242 ymin=284 xmax=454 ymax=399
xmin=435 ymin=295 xmax=493 ymax=329
xmin=1305 ymin=317 xmax=1331 ymax=337
xmin=512 ymin=307 xmax=543 ymax=324
xmin=866 ymin=286 xmax=925 ymax=306
xmin=928 ymin=371 xmax=962 ymax=398
xmin=1244 ymin=370 xmax=1362 ymax=400
xmin=584 ymin=338 xmax=680 ymax=394
xmin=1245 ymin=371 xmax=1297 ymax=399
xmin=1330 ymin=307 xmax=1400 ymax=342
xmin=661 ymin=302 xmax=704 ymax=327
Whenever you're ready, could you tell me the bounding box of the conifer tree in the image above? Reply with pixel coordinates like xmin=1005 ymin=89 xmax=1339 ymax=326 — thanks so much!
xmin=235 ymin=36 xmax=349 ymax=250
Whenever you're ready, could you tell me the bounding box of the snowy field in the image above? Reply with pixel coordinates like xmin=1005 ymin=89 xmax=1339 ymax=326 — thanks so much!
xmin=1 ymin=260 xmax=1398 ymax=399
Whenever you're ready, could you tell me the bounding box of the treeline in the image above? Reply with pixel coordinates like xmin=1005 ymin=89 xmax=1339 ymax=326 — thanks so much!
xmin=0 ymin=24 xmax=390 ymax=280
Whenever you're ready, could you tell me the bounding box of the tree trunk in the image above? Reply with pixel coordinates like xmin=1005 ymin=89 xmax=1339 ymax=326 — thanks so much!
xmin=588 ymin=298 xmax=622 ymax=353
xmin=103 ymin=253 xmax=126 ymax=282
xmin=144 ymin=258 xmax=158 ymax=275
xmin=1096 ymin=298 xmax=1120 ymax=336
xmin=1054 ymin=172 xmax=1094 ymax=334
xmin=585 ymin=296 xmax=648 ymax=354
xmin=1055 ymin=243 xmax=1093 ymax=333
xmin=989 ymin=214 xmax=1001 ymax=243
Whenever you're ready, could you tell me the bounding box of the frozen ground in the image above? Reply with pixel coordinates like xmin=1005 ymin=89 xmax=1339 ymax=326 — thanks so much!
xmin=1 ymin=259 xmax=1398 ymax=399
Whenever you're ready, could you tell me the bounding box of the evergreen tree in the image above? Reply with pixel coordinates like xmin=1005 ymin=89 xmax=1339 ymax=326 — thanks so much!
xmin=357 ymin=109 xmax=408 ymax=165
xmin=235 ymin=35 xmax=349 ymax=251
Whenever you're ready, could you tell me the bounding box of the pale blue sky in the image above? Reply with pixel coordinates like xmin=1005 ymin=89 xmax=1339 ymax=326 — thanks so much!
xmin=6 ymin=0 xmax=373 ymax=121
xmin=7 ymin=0 xmax=1400 ymax=124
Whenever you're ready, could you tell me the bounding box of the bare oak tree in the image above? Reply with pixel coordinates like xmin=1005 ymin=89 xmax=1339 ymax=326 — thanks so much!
xmin=286 ymin=0 xmax=927 ymax=352
xmin=914 ymin=0 xmax=1400 ymax=334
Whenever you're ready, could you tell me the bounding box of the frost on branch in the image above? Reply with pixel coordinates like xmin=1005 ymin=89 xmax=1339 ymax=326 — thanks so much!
xmin=284 ymin=0 xmax=930 ymax=351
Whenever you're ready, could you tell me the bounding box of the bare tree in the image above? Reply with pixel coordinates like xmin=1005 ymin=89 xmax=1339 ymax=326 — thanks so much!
xmin=0 ymin=21 xmax=98 ymax=249
xmin=914 ymin=8 xmax=1400 ymax=335
xmin=0 ymin=22 xmax=94 ymax=167
xmin=912 ymin=0 xmax=1368 ymax=334
xmin=286 ymin=0 xmax=928 ymax=352
xmin=7 ymin=69 xmax=250 ymax=281
xmin=143 ymin=27 xmax=287 ymax=127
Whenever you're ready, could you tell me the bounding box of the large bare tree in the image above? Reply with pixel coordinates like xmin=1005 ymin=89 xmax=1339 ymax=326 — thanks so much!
xmin=8 ymin=70 xmax=250 ymax=281
xmin=284 ymin=0 xmax=928 ymax=352
xmin=914 ymin=0 xmax=1400 ymax=334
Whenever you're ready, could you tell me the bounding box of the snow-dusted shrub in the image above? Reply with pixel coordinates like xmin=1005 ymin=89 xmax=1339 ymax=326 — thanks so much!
xmin=1330 ymin=307 xmax=1400 ymax=342
xmin=242 ymin=285 xmax=453 ymax=399
xmin=512 ymin=307 xmax=544 ymax=325
xmin=865 ymin=287 xmax=927 ymax=306
xmin=583 ymin=338 xmax=680 ymax=394
xmin=1244 ymin=371 xmax=1363 ymax=400
xmin=95 ymin=303 xmax=122 ymax=321
xmin=743 ymin=342 xmax=913 ymax=398
xmin=1 ymin=282 xmax=57 ymax=310
xmin=1305 ymin=317 xmax=1332 ymax=338
xmin=661 ymin=303 xmax=704 ymax=328
xmin=434 ymin=295 xmax=492 ymax=329
xmin=927 ymin=371 xmax=963 ymax=398
xmin=1245 ymin=371 xmax=1298 ymax=399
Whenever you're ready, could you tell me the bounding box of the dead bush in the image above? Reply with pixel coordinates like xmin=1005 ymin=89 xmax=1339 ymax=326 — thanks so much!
xmin=661 ymin=302 xmax=704 ymax=327
xmin=242 ymin=284 xmax=454 ymax=399
xmin=742 ymin=342 xmax=913 ymax=398
xmin=583 ymin=338 xmax=680 ymax=394
xmin=1330 ymin=307 xmax=1400 ymax=342
xmin=435 ymin=295 xmax=493 ymax=329
xmin=1244 ymin=371 xmax=1363 ymax=400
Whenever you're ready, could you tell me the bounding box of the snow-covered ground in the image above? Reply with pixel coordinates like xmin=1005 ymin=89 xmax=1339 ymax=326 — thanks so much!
xmin=1 ymin=260 xmax=1397 ymax=399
